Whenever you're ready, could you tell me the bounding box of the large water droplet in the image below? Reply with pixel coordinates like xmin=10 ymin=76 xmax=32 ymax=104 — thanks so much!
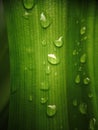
xmin=80 ymin=26 xmax=86 ymax=35
xmin=75 ymin=74 xmax=80 ymax=84
xmin=54 ymin=36 xmax=63 ymax=47
xmin=79 ymin=102 xmax=87 ymax=114
xmin=48 ymin=53 xmax=60 ymax=65
xmin=29 ymin=95 xmax=33 ymax=102
xmin=40 ymin=82 xmax=49 ymax=91
xmin=46 ymin=65 xmax=51 ymax=75
xmin=83 ymin=77 xmax=90 ymax=85
xmin=73 ymin=99 xmax=78 ymax=106
xmin=41 ymin=40 xmax=47 ymax=46
xmin=41 ymin=97 xmax=48 ymax=104
xmin=40 ymin=12 xmax=51 ymax=29
xmin=80 ymin=53 xmax=86 ymax=63
xmin=23 ymin=0 xmax=35 ymax=10
xmin=89 ymin=118 xmax=96 ymax=130
xmin=47 ymin=105 xmax=56 ymax=117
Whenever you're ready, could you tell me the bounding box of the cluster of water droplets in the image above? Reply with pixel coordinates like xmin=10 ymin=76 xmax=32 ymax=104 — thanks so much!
xmin=39 ymin=11 xmax=64 ymax=118
xmin=72 ymin=19 xmax=95 ymax=130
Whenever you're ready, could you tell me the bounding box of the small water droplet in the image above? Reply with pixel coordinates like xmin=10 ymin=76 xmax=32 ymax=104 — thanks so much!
xmin=81 ymin=36 xmax=88 ymax=41
xmin=88 ymin=93 xmax=93 ymax=98
xmin=73 ymin=49 xmax=77 ymax=55
xmin=40 ymin=12 xmax=51 ymax=29
xmin=80 ymin=53 xmax=86 ymax=63
xmin=54 ymin=36 xmax=63 ymax=47
xmin=29 ymin=95 xmax=33 ymax=101
xmin=75 ymin=74 xmax=80 ymax=84
xmin=48 ymin=53 xmax=60 ymax=65
xmin=83 ymin=77 xmax=90 ymax=85
xmin=23 ymin=11 xmax=30 ymax=19
xmin=41 ymin=40 xmax=47 ymax=46
xmin=73 ymin=99 xmax=78 ymax=106
xmin=89 ymin=118 xmax=96 ymax=130
xmin=41 ymin=97 xmax=48 ymax=104
xmin=80 ymin=26 xmax=86 ymax=35
xmin=74 ymin=62 xmax=77 ymax=66
xmin=46 ymin=66 xmax=51 ymax=75
xmin=79 ymin=102 xmax=87 ymax=114
xmin=23 ymin=0 xmax=35 ymax=10
xmin=40 ymin=82 xmax=49 ymax=91
xmin=78 ymin=66 xmax=82 ymax=71
xmin=47 ymin=105 xmax=56 ymax=117
xmin=76 ymin=20 xmax=79 ymax=24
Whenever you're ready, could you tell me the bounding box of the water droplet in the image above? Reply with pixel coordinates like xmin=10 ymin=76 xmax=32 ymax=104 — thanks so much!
xmin=23 ymin=11 xmax=30 ymax=19
xmin=78 ymin=66 xmax=82 ymax=71
xmin=46 ymin=66 xmax=51 ymax=75
xmin=54 ymin=36 xmax=63 ymax=47
xmin=74 ymin=62 xmax=77 ymax=66
xmin=40 ymin=12 xmax=51 ymax=29
xmin=79 ymin=102 xmax=87 ymax=114
xmin=76 ymin=20 xmax=79 ymax=24
xmin=75 ymin=74 xmax=80 ymax=84
xmin=41 ymin=40 xmax=47 ymax=46
xmin=47 ymin=105 xmax=56 ymax=117
xmin=80 ymin=26 xmax=86 ymax=35
xmin=80 ymin=53 xmax=86 ymax=63
xmin=83 ymin=77 xmax=90 ymax=85
xmin=77 ymin=41 xmax=80 ymax=46
xmin=73 ymin=49 xmax=77 ymax=55
xmin=48 ymin=53 xmax=60 ymax=65
xmin=40 ymin=82 xmax=49 ymax=91
xmin=23 ymin=0 xmax=35 ymax=10
xmin=73 ymin=99 xmax=78 ymax=106
xmin=89 ymin=118 xmax=96 ymax=130
xmin=29 ymin=95 xmax=33 ymax=101
xmin=41 ymin=97 xmax=48 ymax=104
xmin=88 ymin=93 xmax=93 ymax=98
xmin=81 ymin=36 xmax=88 ymax=41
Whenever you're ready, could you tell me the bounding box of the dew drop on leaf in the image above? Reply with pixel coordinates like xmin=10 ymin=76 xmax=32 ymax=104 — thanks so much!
xmin=80 ymin=26 xmax=86 ymax=35
xmin=23 ymin=0 xmax=35 ymax=10
xmin=54 ymin=36 xmax=63 ymax=47
xmin=41 ymin=40 xmax=47 ymax=46
xmin=40 ymin=12 xmax=51 ymax=29
xmin=46 ymin=65 xmax=51 ymax=75
xmin=29 ymin=95 xmax=33 ymax=102
xmin=75 ymin=74 xmax=80 ymax=84
xmin=41 ymin=97 xmax=48 ymax=104
xmin=73 ymin=99 xmax=78 ymax=106
xmin=83 ymin=77 xmax=90 ymax=85
xmin=80 ymin=53 xmax=87 ymax=63
xmin=47 ymin=105 xmax=56 ymax=117
xmin=79 ymin=102 xmax=87 ymax=114
xmin=89 ymin=118 xmax=96 ymax=130
xmin=48 ymin=53 xmax=60 ymax=65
